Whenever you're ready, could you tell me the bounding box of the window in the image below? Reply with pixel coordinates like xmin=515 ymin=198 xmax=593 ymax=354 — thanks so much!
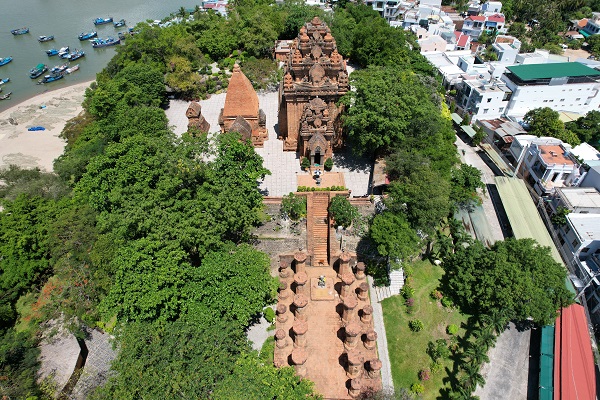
xmin=576 ymin=98 xmax=581 ymax=101
xmin=559 ymin=236 xmax=565 ymax=245
xmin=543 ymin=99 xmax=548 ymax=102
xmin=560 ymin=99 xmax=565 ymax=102
xmin=483 ymin=109 xmax=489 ymax=114
xmin=499 ymin=107 xmax=504 ymax=112
xmin=565 ymin=225 xmax=571 ymax=234
xmin=549 ymin=99 xmax=554 ymax=102
xmin=561 ymin=172 xmax=570 ymax=180
xmin=551 ymin=172 xmax=560 ymax=182
xmin=582 ymin=247 xmax=591 ymax=253
xmin=573 ymin=239 xmax=580 ymax=247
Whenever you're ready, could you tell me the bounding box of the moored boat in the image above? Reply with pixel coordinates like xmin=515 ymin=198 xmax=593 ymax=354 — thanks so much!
xmin=0 ymin=92 xmax=12 ymax=100
xmin=11 ymin=27 xmax=29 ymax=35
xmin=93 ymin=17 xmax=113 ymax=25
xmin=114 ymin=19 xmax=126 ymax=27
xmin=29 ymin=64 xmax=48 ymax=79
xmin=46 ymin=49 xmax=59 ymax=56
xmin=38 ymin=35 xmax=54 ymax=42
xmin=0 ymin=57 xmax=13 ymax=66
xmin=28 ymin=126 xmax=46 ymax=131
xmin=38 ymin=73 xmax=64 ymax=84
xmin=50 ymin=63 xmax=69 ymax=74
xmin=68 ymin=50 xmax=85 ymax=61
xmin=66 ymin=64 xmax=79 ymax=74
xmin=78 ymin=31 xmax=97 ymax=40
xmin=58 ymin=47 xmax=71 ymax=59
xmin=91 ymin=37 xmax=120 ymax=48
xmin=0 ymin=78 xmax=9 ymax=85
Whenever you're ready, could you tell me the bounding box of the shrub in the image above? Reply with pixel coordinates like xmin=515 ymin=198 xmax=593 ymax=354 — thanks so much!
xmin=297 ymin=185 xmax=347 ymax=192
xmin=430 ymin=289 xmax=443 ymax=301
xmin=405 ymin=297 xmax=415 ymax=307
xmin=401 ymin=285 xmax=415 ymax=299
xmin=419 ymin=368 xmax=431 ymax=381
xmin=410 ymin=383 xmax=425 ymax=394
xmin=264 ymin=307 xmax=275 ymax=323
xmin=427 ymin=339 xmax=450 ymax=361
xmin=430 ymin=361 xmax=442 ymax=374
xmin=447 ymin=324 xmax=459 ymax=335
xmin=324 ymin=157 xmax=333 ymax=171
xmin=441 ymin=296 xmax=454 ymax=308
xmin=329 ymin=196 xmax=358 ymax=228
xmin=409 ymin=319 xmax=424 ymax=332
xmin=301 ymin=157 xmax=310 ymax=170
xmin=281 ymin=192 xmax=306 ymax=221
xmin=403 ymin=265 xmax=414 ymax=278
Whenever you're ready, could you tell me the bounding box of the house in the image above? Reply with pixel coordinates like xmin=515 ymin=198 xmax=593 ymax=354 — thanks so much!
xmin=364 ymin=0 xmax=401 ymax=22
xmin=572 ymin=142 xmax=600 ymax=167
xmin=419 ymin=35 xmax=448 ymax=52
xmin=581 ymin=12 xmax=600 ymax=37
xmin=481 ymin=1 xmax=502 ymax=13
xmin=455 ymin=78 xmax=512 ymax=120
xmin=454 ymin=31 xmax=471 ymax=50
xmin=550 ymin=187 xmax=600 ymax=214
xmin=467 ymin=0 xmax=481 ymax=16
xmin=462 ymin=15 xmax=485 ymax=39
xmin=581 ymin=165 xmax=600 ymax=191
xmin=477 ymin=118 xmax=526 ymax=151
xmin=484 ymin=13 xmax=506 ymax=33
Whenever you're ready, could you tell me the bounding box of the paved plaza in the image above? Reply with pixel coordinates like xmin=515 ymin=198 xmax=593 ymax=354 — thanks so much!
xmin=164 ymin=92 xmax=371 ymax=197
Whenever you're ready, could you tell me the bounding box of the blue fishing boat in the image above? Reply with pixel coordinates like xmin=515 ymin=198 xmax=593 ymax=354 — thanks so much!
xmin=0 ymin=78 xmax=9 ymax=85
xmin=39 ymin=73 xmax=64 ymax=84
xmin=113 ymin=19 xmax=126 ymax=27
xmin=78 ymin=31 xmax=97 ymax=40
xmin=93 ymin=17 xmax=113 ymax=25
xmin=66 ymin=64 xmax=79 ymax=74
xmin=91 ymin=37 xmax=120 ymax=48
xmin=11 ymin=27 xmax=29 ymax=35
xmin=0 ymin=57 xmax=13 ymax=66
xmin=29 ymin=63 xmax=48 ymax=79
xmin=38 ymin=35 xmax=54 ymax=42
xmin=46 ymin=49 xmax=59 ymax=56
xmin=68 ymin=49 xmax=85 ymax=61
xmin=28 ymin=126 xmax=46 ymax=131
xmin=50 ymin=63 xmax=69 ymax=74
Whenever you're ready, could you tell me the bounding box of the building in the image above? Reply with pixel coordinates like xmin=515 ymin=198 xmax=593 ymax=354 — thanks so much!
xmin=219 ymin=64 xmax=268 ymax=147
xmin=550 ymin=187 xmax=600 ymax=214
xmin=581 ymin=165 xmax=600 ymax=191
xmin=581 ymin=12 xmax=600 ymax=37
xmin=456 ymin=78 xmax=512 ymax=119
xmin=572 ymin=142 xmax=600 ymax=167
xmin=364 ymin=0 xmax=401 ymax=22
xmin=483 ymin=13 xmax=506 ymax=33
xmin=490 ymin=36 xmax=521 ymax=64
xmin=477 ymin=117 xmax=526 ymax=151
xmin=481 ymin=0 xmax=502 ymax=13
xmin=462 ymin=15 xmax=485 ymax=39
xmin=278 ymin=17 xmax=349 ymax=165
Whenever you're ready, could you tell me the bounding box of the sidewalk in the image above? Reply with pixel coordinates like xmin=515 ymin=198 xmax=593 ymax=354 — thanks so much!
xmin=367 ymin=276 xmax=394 ymax=394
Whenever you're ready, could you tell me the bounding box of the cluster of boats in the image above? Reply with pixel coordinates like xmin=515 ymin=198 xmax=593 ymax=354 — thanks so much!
xmin=0 ymin=78 xmax=11 ymax=100
xmin=45 ymin=47 xmax=85 ymax=61
xmin=29 ymin=62 xmax=80 ymax=84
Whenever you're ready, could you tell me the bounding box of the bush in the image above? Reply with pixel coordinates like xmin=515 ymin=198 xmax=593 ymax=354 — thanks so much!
xmin=401 ymin=285 xmax=415 ymax=299
xmin=281 ymin=192 xmax=306 ymax=221
xmin=297 ymin=185 xmax=347 ymax=192
xmin=447 ymin=324 xmax=458 ymax=335
xmin=430 ymin=289 xmax=443 ymax=301
xmin=329 ymin=196 xmax=358 ymax=228
xmin=301 ymin=157 xmax=310 ymax=170
xmin=405 ymin=297 xmax=415 ymax=314
xmin=430 ymin=361 xmax=442 ymax=374
xmin=403 ymin=265 xmax=414 ymax=278
xmin=324 ymin=158 xmax=333 ymax=171
xmin=411 ymin=383 xmax=425 ymax=394
xmin=427 ymin=339 xmax=450 ymax=361
xmin=264 ymin=307 xmax=275 ymax=323
xmin=441 ymin=296 xmax=454 ymax=308
xmin=419 ymin=368 xmax=431 ymax=381
xmin=409 ymin=319 xmax=424 ymax=332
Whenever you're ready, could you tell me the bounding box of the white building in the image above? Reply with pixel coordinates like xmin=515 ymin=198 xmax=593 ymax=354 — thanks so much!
xmin=572 ymin=142 xmax=600 ymax=167
xmin=581 ymin=165 xmax=600 ymax=191
xmin=550 ymin=187 xmax=600 ymax=214
xmin=481 ymin=1 xmax=502 ymax=13
xmin=582 ymin=12 xmax=600 ymax=36
xmin=462 ymin=15 xmax=486 ymax=39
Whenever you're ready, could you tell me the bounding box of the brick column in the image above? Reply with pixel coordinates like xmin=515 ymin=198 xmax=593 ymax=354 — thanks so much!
xmin=293 ymin=294 xmax=309 ymax=321
xmin=279 ymin=260 xmax=292 ymax=279
xmin=292 ymin=319 xmax=308 ymax=348
xmin=361 ymin=305 xmax=373 ymax=324
xmin=338 ymin=252 xmax=352 ymax=278
xmin=348 ymin=378 xmax=363 ymax=398
xmin=364 ymin=329 xmax=377 ymax=350
xmin=274 ymin=355 xmax=287 ymax=368
xmin=342 ymin=293 xmax=358 ymax=325
xmin=346 ymin=350 xmax=364 ymax=379
xmin=294 ymin=271 xmax=308 ymax=295
xmin=291 ymin=348 xmax=308 ymax=377
xmin=278 ymin=281 xmax=292 ymax=301
xmin=294 ymin=251 xmax=307 ymax=274
xmin=340 ymin=272 xmax=355 ymax=298
xmin=344 ymin=322 xmax=362 ymax=350
xmin=355 ymin=261 xmax=366 ymax=281
xmin=357 ymin=282 xmax=369 ymax=301
xmin=367 ymin=359 xmax=382 ymax=379
xmin=276 ymin=304 xmax=289 ymax=324
xmin=275 ymin=328 xmax=289 ymax=349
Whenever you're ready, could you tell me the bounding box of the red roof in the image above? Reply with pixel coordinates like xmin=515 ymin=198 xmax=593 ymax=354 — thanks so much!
xmin=554 ymin=304 xmax=596 ymax=400
xmin=466 ymin=15 xmax=486 ymax=21
xmin=454 ymin=30 xmax=461 ymax=40
xmin=457 ymin=34 xmax=470 ymax=47
xmin=487 ymin=14 xmax=505 ymax=23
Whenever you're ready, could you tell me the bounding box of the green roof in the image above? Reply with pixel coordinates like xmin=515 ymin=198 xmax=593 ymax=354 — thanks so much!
xmin=461 ymin=125 xmax=476 ymax=138
xmin=539 ymin=325 xmax=554 ymax=399
xmin=506 ymin=62 xmax=600 ymax=81
xmin=451 ymin=113 xmax=463 ymax=124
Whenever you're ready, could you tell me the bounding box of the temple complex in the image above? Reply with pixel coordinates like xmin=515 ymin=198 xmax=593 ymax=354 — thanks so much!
xmin=219 ymin=64 xmax=268 ymax=147
xmin=186 ymin=102 xmax=211 ymax=133
xmin=278 ymin=17 xmax=349 ymax=166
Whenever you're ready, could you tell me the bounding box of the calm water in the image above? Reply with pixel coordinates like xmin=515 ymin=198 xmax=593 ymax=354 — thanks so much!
xmin=0 ymin=0 xmax=201 ymax=112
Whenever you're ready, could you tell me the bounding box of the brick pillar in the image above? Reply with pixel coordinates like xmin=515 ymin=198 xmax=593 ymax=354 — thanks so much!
xmin=364 ymin=329 xmax=377 ymax=350
xmin=360 ymin=305 xmax=373 ymax=325
xmin=274 ymin=355 xmax=287 ymax=368
xmin=346 ymin=350 xmax=364 ymax=379
xmin=279 ymin=260 xmax=292 ymax=279
xmin=357 ymin=282 xmax=369 ymax=301
xmin=294 ymin=271 xmax=308 ymax=295
xmin=276 ymin=304 xmax=289 ymax=324
xmin=291 ymin=348 xmax=308 ymax=377
xmin=338 ymin=252 xmax=352 ymax=278
xmin=344 ymin=322 xmax=362 ymax=351
xmin=278 ymin=281 xmax=292 ymax=301
xmin=292 ymin=319 xmax=308 ymax=348
xmin=293 ymin=294 xmax=309 ymax=321
xmin=367 ymin=359 xmax=382 ymax=379
xmin=294 ymin=251 xmax=307 ymax=274
xmin=355 ymin=261 xmax=366 ymax=281
xmin=341 ymin=272 xmax=355 ymax=298
xmin=342 ymin=293 xmax=358 ymax=325
xmin=275 ymin=328 xmax=289 ymax=349
xmin=348 ymin=378 xmax=363 ymax=398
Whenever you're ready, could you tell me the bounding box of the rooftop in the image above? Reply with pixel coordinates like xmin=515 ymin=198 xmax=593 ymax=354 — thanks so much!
xmin=567 ymin=213 xmax=600 ymax=241
xmin=506 ymin=62 xmax=600 ymax=81
xmin=222 ymin=64 xmax=259 ymax=118
xmin=556 ymin=187 xmax=600 ymax=210
xmin=572 ymin=142 xmax=600 ymax=163
xmin=538 ymin=144 xmax=576 ymax=166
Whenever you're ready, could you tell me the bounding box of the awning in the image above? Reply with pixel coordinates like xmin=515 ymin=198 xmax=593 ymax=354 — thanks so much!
xmin=461 ymin=125 xmax=477 ymax=138
xmin=451 ymin=113 xmax=463 ymax=124
xmin=581 ymin=30 xmax=592 ymax=38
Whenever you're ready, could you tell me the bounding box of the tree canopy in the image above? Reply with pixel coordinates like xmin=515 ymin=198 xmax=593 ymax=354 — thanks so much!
xmin=524 ymin=107 xmax=580 ymax=146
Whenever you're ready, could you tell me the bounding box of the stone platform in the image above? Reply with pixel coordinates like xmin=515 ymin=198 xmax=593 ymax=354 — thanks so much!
xmin=297 ymin=171 xmax=346 ymax=189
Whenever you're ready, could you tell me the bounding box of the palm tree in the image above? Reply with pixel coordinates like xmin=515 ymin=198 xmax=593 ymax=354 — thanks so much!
xmin=481 ymin=311 xmax=509 ymax=335
xmin=177 ymin=7 xmax=187 ymax=19
xmin=474 ymin=327 xmax=497 ymax=350
xmin=464 ymin=342 xmax=490 ymax=365
xmin=460 ymin=363 xmax=486 ymax=392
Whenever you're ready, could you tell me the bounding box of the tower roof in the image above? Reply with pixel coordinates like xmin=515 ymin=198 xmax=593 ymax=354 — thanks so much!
xmin=223 ymin=64 xmax=259 ymax=118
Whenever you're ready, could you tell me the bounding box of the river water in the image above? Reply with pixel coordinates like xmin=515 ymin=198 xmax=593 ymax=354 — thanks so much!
xmin=0 ymin=0 xmax=201 ymax=112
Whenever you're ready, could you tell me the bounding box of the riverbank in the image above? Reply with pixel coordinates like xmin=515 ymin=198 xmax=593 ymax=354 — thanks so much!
xmin=0 ymin=81 xmax=92 ymax=172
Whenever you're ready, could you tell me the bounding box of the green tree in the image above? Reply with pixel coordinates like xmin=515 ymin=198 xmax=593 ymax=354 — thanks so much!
xmin=370 ymin=212 xmax=420 ymax=261
xmin=565 ymin=110 xmax=600 ymax=147
xmin=450 ymin=163 xmax=485 ymax=206
xmin=524 ymin=107 xmax=580 ymax=145
xmin=329 ymin=195 xmax=358 ymax=228
xmin=551 ymin=206 xmax=572 ymax=226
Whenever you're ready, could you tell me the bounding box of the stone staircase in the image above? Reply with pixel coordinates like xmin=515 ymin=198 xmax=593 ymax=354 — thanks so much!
xmin=310 ymin=192 xmax=330 ymax=266
xmin=373 ymin=269 xmax=405 ymax=302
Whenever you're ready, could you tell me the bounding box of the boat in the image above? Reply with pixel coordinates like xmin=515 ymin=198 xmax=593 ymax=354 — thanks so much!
xmin=0 ymin=78 xmax=9 ymax=85
xmin=38 ymin=35 xmax=54 ymax=42
xmin=38 ymin=73 xmax=64 ymax=84
xmin=68 ymin=49 xmax=85 ymax=61
xmin=65 ymin=64 xmax=79 ymax=74
xmin=91 ymin=37 xmax=120 ymax=48
xmin=78 ymin=31 xmax=97 ymax=40
xmin=29 ymin=64 xmax=48 ymax=79
xmin=118 ymin=31 xmax=127 ymax=40
xmin=0 ymin=92 xmax=12 ymax=100
xmin=50 ymin=63 xmax=69 ymax=74
xmin=28 ymin=126 xmax=46 ymax=131
xmin=93 ymin=17 xmax=113 ymax=25
xmin=46 ymin=49 xmax=59 ymax=56
xmin=113 ymin=19 xmax=126 ymax=27
xmin=0 ymin=57 xmax=13 ymax=66
xmin=11 ymin=27 xmax=29 ymax=35
xmin=58 ymin=47 xmax=71 ymax=59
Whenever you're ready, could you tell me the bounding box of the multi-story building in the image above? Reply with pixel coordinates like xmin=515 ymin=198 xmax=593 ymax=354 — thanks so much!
xmin=550 ymin=187 xmax=600 ymax=214
xmin=582 ymin=12 xmax=600 ymax=36
xmin=456 ymin=78 xmax=512 ymax=119
xmin=481 ymin=1 xmax=502 ymax=14
xmin=364 ymin=0 xmax=401 ymax=23
xmin=462 ymin=15 xmax=485 ymax=39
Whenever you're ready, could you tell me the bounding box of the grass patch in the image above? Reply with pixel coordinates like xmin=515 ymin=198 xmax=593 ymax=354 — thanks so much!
xmin=259 ymin=335 xmax=275 ymax=365
xmin=382 ymin=259 xmax=468 ymax=399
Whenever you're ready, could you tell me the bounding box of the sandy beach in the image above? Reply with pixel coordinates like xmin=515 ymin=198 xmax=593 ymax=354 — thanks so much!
xmin=0 ymin=81 xmax=92 ymax=172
